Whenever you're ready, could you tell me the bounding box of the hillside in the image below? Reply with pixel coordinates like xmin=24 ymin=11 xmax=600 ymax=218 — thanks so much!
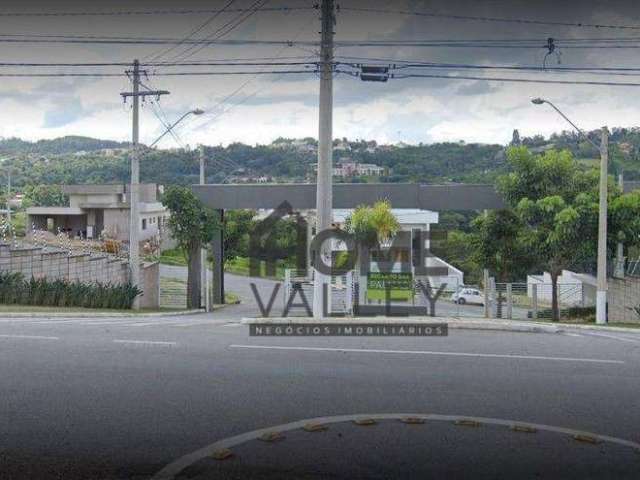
xmin=2 ymin=127 xmax=640 ymax=190
xmin=0 ymin=136 xmax=129 ymax=156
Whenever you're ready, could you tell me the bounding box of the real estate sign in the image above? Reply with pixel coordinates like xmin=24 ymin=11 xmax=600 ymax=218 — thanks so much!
xmin=367 ymin=272 xmax=413 ymax=301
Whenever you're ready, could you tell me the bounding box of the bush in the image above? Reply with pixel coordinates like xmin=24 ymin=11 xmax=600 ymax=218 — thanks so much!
xmin=0 ymin=272 xmax=141 ymax=309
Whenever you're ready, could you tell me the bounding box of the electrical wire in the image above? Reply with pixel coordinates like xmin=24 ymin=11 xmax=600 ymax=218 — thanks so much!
xmin=144 ymin=0 xmax=238 ymax=62
xmin=168 ymin=0 xmax=270 ymax=62
xmin=340 ymin=6 xmax=640 ymax=31
xmin=0 ymin=6 xmax=311 ymax=17
xmin=391 ymin=72 xmax=640 ymax=86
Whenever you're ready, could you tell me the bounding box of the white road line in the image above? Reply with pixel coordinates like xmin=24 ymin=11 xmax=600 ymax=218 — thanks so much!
xmin=0 ymin=334 xmax=59 ymax=340
xmin=580 ymin=332 xmax=640 ymax=344
xmin=228 ymin=344 xmax=624 ymax=364
xmin=113 ymin=339 xmax=177 ymax=346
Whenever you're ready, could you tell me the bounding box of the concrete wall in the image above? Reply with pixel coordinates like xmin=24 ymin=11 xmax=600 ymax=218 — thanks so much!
xmin=0 ymin=242 xmax=160 ymax=308
xmin=608 ymin=276 xmax=640 ymax=324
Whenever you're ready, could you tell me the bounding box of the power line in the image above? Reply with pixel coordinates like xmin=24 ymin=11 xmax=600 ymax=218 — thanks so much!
xmin=169 ymin=0 xmax=271 ymax=62
xmin=391 ymin=72 xmax=640 ymax=86
xmin=0 ymin=6 xmax=311 ymax=17
xmin=340 ymin=6 xmax=640 ymax=31
xmin=145 ymin=0 xmax=238 ymax=62
xmin=0 ymin=69 xmax=317 ymax=77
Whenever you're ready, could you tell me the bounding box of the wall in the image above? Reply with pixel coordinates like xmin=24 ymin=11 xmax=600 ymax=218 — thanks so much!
xmin=608 ymin=276 xmax=640 ymax=324
xmin=0 ymin=242 xmax=160 ymax=309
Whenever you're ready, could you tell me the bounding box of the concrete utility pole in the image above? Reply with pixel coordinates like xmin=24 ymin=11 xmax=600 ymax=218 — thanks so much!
xmin=130 ymin=60 xmax=141 ymax=309
xmin=531 ymin=99 xmax=609 ymax=324
xmin=615 ymin=172 xmax=625 ymax=278
xmin=199 ymin=145 xmax=210 ymax=312
xmin=313 ymin=0 xmax=335 ymax=318
xmin=596 ymin=127 xmax=609 ymax=324
xmin=6 ymin=168 xmax=10 ymax=224
xmin=121 ymin=59 xmax=169 ymax=309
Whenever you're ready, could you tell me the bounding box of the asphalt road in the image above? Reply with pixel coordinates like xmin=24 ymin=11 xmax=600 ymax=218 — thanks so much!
xmin=0 ymin=310 xmax=639 ymax=479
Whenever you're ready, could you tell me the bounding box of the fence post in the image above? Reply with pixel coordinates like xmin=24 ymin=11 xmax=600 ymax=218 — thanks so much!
xmin=532 ymin=284 xmax=538 ymax=319
xmin=506 ymin=283 xmax=513 ymax=320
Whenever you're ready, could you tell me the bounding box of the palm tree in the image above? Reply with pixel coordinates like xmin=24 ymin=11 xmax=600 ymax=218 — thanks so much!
xmin=344 ymin=200 xmax=400 ymax=298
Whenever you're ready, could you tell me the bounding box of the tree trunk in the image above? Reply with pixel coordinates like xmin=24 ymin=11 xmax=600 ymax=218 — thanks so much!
xmin=187 ymin=241 xmax=202 ymax=309
xmin=550 ymin=270 xmax=560 ymax=322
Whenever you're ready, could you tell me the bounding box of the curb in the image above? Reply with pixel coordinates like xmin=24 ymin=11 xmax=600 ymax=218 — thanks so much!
xmin=0 ymin=308 xmax=207 ymax=319
xmin=241 ymin=317 xmax=640 ymax=335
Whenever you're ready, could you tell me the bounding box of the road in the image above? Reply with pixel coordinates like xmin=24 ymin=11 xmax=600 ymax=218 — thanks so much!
xmin=0 ymin=310 xmax=639 ymax=479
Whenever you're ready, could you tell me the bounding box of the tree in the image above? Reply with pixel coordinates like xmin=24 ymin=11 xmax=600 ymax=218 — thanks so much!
xmin=223 ymin=210 xmax=255 ymax=262
xmin=471 ymin=209 xmax=535 ymax=282
xmin=511 ymin=129 xmax=521 ymax=146
xmin=162 ymin=186 xmax=219 ymax=308
xmin=497 ymin=146 xmax=640 ymax=321
xmin=344 ymin=200 xmax=400 ymax=275
xmin=22 ymin=184 xmax=68 ymax=207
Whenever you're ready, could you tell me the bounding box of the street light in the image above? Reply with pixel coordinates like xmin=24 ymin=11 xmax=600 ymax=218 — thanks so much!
xmin=128 ymin=108 xmax=204 ymax=309
xmin=148 ymin=108 xmax=205 ymax=149
xmin=0 ymin=157 xmax=14 ymax=224
xmin=531 ymin=97 xmax=609 ymax=324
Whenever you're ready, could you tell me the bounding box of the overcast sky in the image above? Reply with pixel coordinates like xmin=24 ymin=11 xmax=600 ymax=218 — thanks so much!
xmin=1 ymin=0 xmax=640 ymax=147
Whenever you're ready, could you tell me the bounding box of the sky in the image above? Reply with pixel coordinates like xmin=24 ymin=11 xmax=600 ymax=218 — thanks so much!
xmin=1 ymin=0 xmax=640 ymax=147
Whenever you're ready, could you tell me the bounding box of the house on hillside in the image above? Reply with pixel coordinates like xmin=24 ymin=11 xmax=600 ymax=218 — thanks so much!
xmin=26 ymin=184 xmax=170 ymax=247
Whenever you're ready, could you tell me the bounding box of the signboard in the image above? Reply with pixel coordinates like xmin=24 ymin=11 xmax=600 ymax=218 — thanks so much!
xmin=367 ymin=272 xmax=413 ymax=301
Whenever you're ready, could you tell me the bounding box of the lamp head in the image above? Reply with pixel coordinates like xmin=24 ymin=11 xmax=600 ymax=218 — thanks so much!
xmin=531 ymin=98 xmax=545 ymax=105
xmin=192 ymin=108 xmax=205 ymax=115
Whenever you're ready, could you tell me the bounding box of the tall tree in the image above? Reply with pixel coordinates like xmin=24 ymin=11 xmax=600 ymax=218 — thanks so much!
xmin=162 ymin=187 xmax=219 ymax=308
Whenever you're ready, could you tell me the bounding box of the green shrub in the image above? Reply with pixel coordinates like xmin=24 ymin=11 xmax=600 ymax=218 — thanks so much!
xmin=0 ymin=272 xmax=142 ymax=310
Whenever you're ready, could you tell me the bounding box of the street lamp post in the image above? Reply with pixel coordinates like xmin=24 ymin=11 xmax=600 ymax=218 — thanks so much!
xmin=531 ymin=98 xmax=609 ymax=324
xmin=0 ymin=157 xmax=13 ymax=224
xmin=128 ymin=108 xmax=204 ymax=309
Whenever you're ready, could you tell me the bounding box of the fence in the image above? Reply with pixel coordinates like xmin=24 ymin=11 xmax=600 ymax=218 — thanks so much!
xmin=283 ymin=269 xmax=353 ymax=316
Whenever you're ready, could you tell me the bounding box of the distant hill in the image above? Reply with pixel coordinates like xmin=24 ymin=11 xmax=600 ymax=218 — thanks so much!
xmin=0 ymin=136 xmax=129 ymax=156
xmin=2 ymin=128 xmax=640 ymax=190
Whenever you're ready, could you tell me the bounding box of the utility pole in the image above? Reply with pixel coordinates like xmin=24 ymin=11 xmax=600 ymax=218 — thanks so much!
xmin=615 ymin=172 xmax=625 ymax=278
xmin=199 ymin=145 xmax=210 ymax=312
xmin=313 ymin=0 xmax=335 ymax=318
xmin=121 ymin=59 xmax=169 ymax=309
xmin=6 ymin=168 xmax=10 ymax=224
xmin=596 ymin=127 xmax=609 ymax=324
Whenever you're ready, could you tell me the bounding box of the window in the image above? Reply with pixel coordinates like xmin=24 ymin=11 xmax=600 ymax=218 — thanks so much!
xmin=142 ymin=218 xmax=147 ymax=230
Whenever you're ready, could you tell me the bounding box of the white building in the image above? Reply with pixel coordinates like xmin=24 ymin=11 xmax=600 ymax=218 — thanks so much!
xmin=527 ymin=270 xmax=597 ymax=307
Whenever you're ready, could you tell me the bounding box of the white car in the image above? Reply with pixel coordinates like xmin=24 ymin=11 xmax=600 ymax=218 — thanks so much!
xmin=452 ymin=288 xmax=484 ymax=305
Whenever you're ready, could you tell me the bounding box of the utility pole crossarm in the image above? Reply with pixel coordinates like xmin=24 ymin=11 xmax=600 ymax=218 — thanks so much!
xmin=120 ymin=90 xmax=170 ymax=99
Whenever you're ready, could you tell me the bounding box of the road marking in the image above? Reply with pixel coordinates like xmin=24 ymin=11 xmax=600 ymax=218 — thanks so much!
xmin=228 ymin=344 xmax=624 ymax=364
xmin=581 ymin=332 xmax=640 ymax=344
xmin=0 ymin=334 xmax=59 ymax=340
xmin=113 ymin=339 xmax=177 ymax=346
xmin=151 ymin=413 xmax=640 ymax=480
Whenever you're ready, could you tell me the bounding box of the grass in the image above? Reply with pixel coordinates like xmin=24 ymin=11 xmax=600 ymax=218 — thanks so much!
xmin=157 ymin=248 xmax=294 ymax=281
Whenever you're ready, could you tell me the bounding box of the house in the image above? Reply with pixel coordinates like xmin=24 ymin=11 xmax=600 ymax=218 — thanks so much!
xmin=311 ymin=159 xmax=385 ymax=178
xmin=26 ymin=184 xmax=169 ymax=245
xmin=527 ymin=270 xmax=597 ymax=307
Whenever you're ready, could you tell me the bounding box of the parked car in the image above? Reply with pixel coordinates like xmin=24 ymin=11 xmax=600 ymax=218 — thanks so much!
xmin=452 ymin=287 xmax=484 ymax=305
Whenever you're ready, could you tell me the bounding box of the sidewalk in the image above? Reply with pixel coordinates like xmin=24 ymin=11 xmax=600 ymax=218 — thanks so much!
xmin=243 ymin=316 xmax=640 ymax=335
